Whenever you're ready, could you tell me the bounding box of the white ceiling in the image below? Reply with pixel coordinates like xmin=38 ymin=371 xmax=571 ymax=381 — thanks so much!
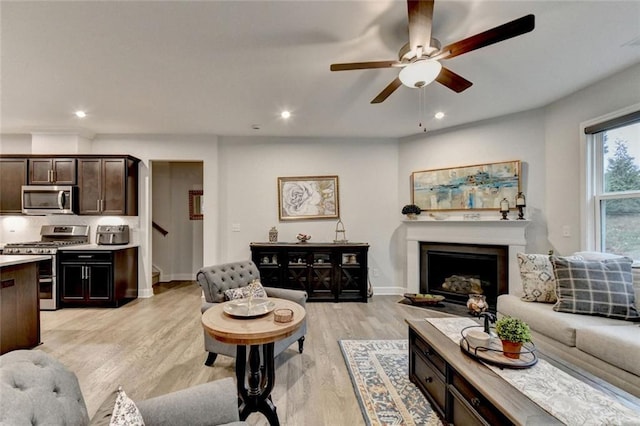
xmin=1 ymin=1 xmax=639 ymax=139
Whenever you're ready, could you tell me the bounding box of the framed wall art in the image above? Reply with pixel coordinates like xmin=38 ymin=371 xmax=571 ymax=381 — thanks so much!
xmin=278 ymin=175 xmax=339 ymax=221
xmin=411 ymin=160 xmax=521 ymax=211
xmin=189 ymin=190 xmax=203 ymax=220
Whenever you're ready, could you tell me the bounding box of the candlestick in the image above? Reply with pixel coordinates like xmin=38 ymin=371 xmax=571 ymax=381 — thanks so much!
xmin=500 ymin=198 xmax=509 ymax=220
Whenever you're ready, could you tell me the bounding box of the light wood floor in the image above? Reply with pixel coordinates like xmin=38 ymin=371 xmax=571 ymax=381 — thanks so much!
xmin=39 ymin=282 xmax=452 ymax=426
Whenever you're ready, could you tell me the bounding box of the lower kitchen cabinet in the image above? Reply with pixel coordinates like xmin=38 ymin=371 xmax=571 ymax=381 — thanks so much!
xmin=58 ymin=247 xmax=138 ymax=307
xmin=250 ymin=242 xmax=369 ymax=302
xmin=0 ymin=261 xmax=40 ymax=355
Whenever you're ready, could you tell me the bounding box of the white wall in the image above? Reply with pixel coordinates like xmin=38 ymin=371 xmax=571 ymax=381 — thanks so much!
xmin=3 ymin=63 xmax=639 ymax=297
xmin=218 ymin=136 xmax=401 ymax=293
xmin=0 ymin=134 xmax=32 ymax=153
xmin=397 ymin=108 xmax=549 ymax=286
xmin=90 ymin=134 xmax=218 ymax=297
xmin=545 ymin=62 xmax=640 ymax=255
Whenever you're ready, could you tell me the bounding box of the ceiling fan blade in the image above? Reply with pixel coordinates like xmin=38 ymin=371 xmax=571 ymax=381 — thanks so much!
xmin=436 ymin=67 xmax=473 ymax=93
xmin=434 ymin=14 xmax=535 ymax=61
xmin=407 ymin=0 xmax=435 ymax=54
xmin=371 ymin=78 xmax=402 ymax=104
xmin=330 ymin=60 xmax=400 ymax=71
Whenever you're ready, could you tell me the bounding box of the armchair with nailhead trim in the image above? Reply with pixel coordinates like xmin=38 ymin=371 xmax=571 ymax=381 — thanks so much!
xmin=195 ymin=260 xmax=307 ymax=366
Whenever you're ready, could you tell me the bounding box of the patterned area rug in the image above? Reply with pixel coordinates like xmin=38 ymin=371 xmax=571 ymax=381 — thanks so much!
xmin=339 ymin=340 xmax=443 ymax=426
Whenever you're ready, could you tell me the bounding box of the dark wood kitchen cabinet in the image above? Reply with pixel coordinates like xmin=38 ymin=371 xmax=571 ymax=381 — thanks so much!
xmin=250 ymin=242 xmax=369 ymax=302
xmin=58 ymin=247 xmax=138 ymax=307
xmin=0 ymin=158 xmax=27 ymax=214
xmin=28 ymin=157 xmax=76 ymax=184
xmin=77 ymin=157 xmax=138 ymax=215
xmin=0 ymin=261 xmax=40 ymax=355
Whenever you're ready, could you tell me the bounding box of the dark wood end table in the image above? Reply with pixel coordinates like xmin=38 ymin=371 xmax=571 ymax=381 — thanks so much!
xmin=202 ymin=298 xmax=305 ymax=426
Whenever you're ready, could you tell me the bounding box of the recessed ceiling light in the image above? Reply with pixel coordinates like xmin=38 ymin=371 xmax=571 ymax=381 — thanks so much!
xmin=280 ymin=110 xmax=291 ymax=119
xmin=75 ymin=110 xmax=87 ymax=118
xmin=434 ymin=112 xmax=445 ymax=120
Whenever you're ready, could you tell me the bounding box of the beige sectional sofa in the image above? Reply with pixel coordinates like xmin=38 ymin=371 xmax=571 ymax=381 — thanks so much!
xmin=497 ymin=252 xmax=640 ymax=398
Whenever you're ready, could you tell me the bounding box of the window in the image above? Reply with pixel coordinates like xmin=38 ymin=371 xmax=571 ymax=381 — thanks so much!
xmin=584 ymin=109 xmax=640 ymax=261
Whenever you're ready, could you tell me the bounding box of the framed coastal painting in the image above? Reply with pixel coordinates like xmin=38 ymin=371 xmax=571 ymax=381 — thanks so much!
xmin=278 ymin=175 xmax=339 ymax=220
xmin=411 ymin=160 xmax=521 ymax=211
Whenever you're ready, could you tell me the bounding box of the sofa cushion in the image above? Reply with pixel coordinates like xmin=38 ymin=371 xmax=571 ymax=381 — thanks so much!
xmin=576 ymin=325 xmax=640 ymax=377
xmin=497 ymin=294 xmax=629 ymax=346
xmin=517 ymin=253 xmax=582 ymax=303
xmin=551 ymin=256 xmax=639 ymax=321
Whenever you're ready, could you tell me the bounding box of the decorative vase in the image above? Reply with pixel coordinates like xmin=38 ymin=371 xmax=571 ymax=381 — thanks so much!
xmin=268 ymin=226 xmax=278 ymax=243
xmin=466 ymin=294 xmax=488 ymax=316
xmin=406 ymin=213 xmax=417 ymax=220
xmin=501 ymin=340 xmax=523 ymax=359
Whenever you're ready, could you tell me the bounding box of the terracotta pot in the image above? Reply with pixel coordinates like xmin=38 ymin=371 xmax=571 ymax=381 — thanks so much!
xmin=501 ymin=340 xmax=522 ymax=359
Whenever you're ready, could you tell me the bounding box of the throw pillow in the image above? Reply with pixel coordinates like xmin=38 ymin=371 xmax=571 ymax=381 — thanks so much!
xmin=550 ymin=256 xmax=640 ymax=321
xmin=109 ymin=387 xmax=145 ymax=426
xmin=90 ymin=387 xmax=144 ymax=426
xmin=517 ymin=253 xmax=583 ymax=303
xmin=224 ymin=280 xmax=267 ymax=301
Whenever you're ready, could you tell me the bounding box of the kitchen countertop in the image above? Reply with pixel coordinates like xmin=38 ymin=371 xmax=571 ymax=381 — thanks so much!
xmin=57 ymin=243 xmax=139 ymax=251
xmin=0 ymin=254 xmax=51 ymax=268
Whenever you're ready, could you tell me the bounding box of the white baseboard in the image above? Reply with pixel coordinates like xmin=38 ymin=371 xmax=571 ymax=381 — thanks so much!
xmin=371 ymin=286 xmax=406 ymax=296
xmin=138 ymin=288 xmax=154 ymax=298
xmin=158 ymin=273 xmax=195 ymax=282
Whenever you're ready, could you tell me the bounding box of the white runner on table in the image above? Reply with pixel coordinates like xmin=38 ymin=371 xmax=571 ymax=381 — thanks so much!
xmin=424 ymin=317 xmax=640 ymax=426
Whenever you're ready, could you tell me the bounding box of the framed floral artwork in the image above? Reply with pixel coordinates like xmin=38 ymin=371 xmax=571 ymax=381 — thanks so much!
xmin=278 ymin=175 xmax=339 ymax=220
xmin=411 ymin=160 xmax=521 ymax=211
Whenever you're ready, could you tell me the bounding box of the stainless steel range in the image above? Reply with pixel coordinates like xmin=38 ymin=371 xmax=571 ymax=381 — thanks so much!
xmin=3 ymin=225 xmax=89 ymax=310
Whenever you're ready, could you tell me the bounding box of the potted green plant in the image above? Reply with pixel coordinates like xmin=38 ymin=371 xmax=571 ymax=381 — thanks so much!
xmin=401 ymin=204 xmax=422 ymax=220
xmin=495 ymin=316 xmax=531 ymax=359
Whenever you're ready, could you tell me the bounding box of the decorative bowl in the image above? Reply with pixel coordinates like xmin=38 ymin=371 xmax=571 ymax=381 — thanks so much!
xmin=296 ymin=233 xmax=311 ymax=243
xmin=403 ymin=293 xmax=445 ymax=305
xmin=465 ymin=329 xmax=491 ymax=348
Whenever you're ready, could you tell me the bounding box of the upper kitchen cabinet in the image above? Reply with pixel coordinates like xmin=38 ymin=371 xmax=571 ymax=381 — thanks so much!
xmin=0 ymin=158 xmax=27 ymax=214
xmin=28 ymin=158 xmax=76 ymax=184
xmin=77 ymin=156 xmax=139 ymax=215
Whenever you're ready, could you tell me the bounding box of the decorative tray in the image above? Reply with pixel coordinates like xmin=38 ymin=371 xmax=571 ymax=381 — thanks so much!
xmin=403 ymin=293 xmax=445 ymax=305
xmin=223 ymin=298 xmax=276 ymax=318
xmin=459 ymin=325 xmax=538 ymax=369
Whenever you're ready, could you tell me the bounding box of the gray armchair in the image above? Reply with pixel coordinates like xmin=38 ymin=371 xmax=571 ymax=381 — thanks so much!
xmin=0 ymin=349 xmax=246 ymax=426
xmin=196 ymin=260 xmax=307 ymax=366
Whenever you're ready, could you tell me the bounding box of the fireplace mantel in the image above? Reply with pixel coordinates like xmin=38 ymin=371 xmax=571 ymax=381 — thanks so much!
xmin=405 ymin=219 xmax=530 ymax=295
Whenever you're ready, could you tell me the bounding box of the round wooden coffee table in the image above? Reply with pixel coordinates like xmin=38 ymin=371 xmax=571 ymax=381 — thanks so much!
xmin=202 ymin=297 xmax=305 ymax=426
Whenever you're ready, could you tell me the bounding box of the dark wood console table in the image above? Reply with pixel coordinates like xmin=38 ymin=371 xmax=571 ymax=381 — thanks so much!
xmin=250 ymin=242 xmax=369 ymax=302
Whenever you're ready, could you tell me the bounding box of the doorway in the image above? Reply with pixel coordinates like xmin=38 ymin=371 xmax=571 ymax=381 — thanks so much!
xmin=151 ymin=161 xmax=204 ymax=285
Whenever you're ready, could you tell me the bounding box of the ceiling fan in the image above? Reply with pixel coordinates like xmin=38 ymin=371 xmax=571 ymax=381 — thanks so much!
xmin=330 ymin=0 xmax=535 ymax=104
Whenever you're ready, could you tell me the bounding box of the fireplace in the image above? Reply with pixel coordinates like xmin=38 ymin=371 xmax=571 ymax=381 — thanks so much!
xmin=420 ymin=242 xmax=508 ymax=311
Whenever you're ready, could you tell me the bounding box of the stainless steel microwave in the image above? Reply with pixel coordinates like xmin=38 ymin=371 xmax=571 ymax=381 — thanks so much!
xmin=22 ymin=185 xmax=78 ymax=215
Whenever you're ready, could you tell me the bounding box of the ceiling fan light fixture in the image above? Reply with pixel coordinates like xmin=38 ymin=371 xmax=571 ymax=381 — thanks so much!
xmin=398 ymin=59 xmax=442 ymax=88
